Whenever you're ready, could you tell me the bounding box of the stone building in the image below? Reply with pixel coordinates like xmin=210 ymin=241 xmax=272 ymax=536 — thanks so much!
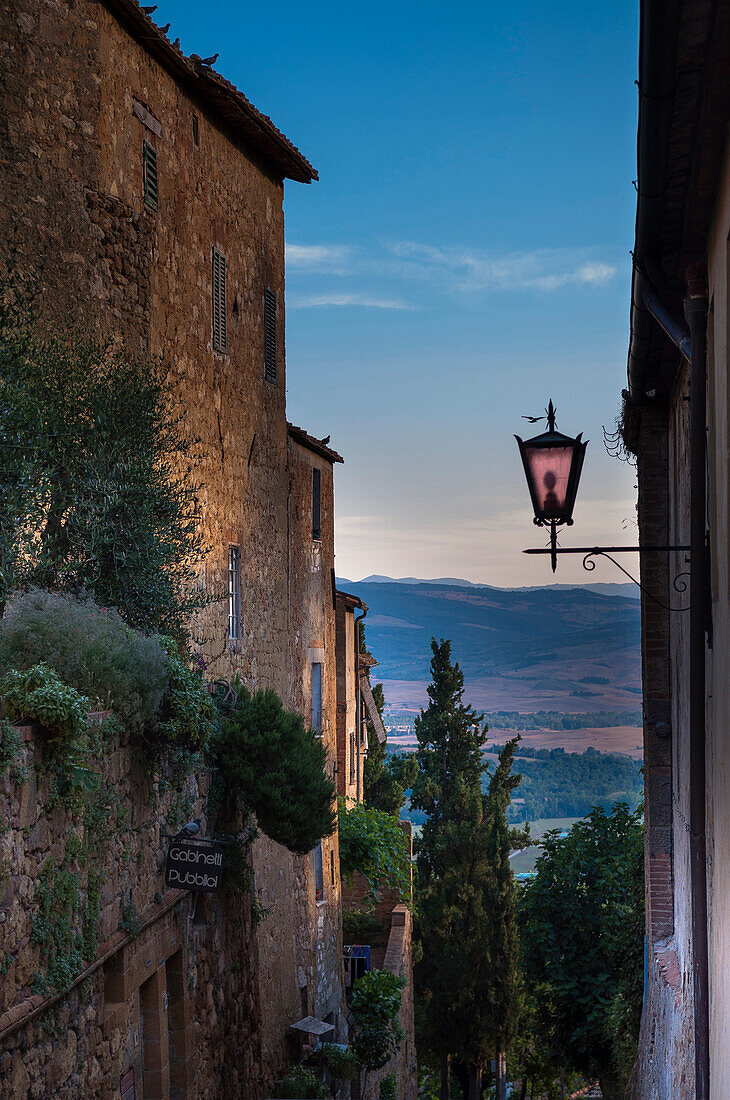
xmin=0 ymin=0 xmax=356 ymax=1095
xmin=624 ymin=1 xmax=730 ymax=1096
xmin=248 ymin=424 xmax=347 ymax=1072
xmin=334 ymin=592 xmax=387 ymax=807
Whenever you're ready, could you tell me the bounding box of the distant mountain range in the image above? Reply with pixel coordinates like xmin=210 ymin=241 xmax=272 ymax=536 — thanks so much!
xmin=338 ymin=575 xmax=640 ymax=600
xmin=336 ymin=577 xmax=642 ymax=719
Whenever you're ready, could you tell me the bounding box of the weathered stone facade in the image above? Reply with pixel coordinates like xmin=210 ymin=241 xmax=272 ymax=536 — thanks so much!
xmin=0 ymin=1 xmax=356 ymax=1096
xmin=250 ymin=428 xmax=347 ymax=1077
xmin=0 ymin=721 xmax=263 ymax=1099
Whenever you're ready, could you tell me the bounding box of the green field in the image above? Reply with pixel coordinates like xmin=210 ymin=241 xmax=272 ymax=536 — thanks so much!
xmin=510 ymin=817 xmax=583 ymax=876
xmin=525 ymin=816 xmax=582 ymax=836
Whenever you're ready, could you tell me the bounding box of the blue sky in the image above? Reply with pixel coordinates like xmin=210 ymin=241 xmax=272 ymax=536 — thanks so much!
xmin=158 ymin=0 xmax=640 ymax=585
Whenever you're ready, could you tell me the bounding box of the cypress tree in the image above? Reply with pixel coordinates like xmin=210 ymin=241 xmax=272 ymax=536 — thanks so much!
xmin=412 ymin=638 xmax=526 ymax=1100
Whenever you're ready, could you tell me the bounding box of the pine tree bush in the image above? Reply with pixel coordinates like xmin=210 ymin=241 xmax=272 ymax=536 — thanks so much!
xmin=212 ymin=677 xmax=336 ymax=854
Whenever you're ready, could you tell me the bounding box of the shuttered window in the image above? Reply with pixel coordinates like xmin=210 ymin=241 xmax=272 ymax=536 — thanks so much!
xmin=212 ymin=248 xmax=227 ymax=353
xmin=142 ymin=141 xmax=158 ymax=211
xmin=312 ymin=467 xmax=321 ymax=540
xmin=264 ymin=287 xmax=276 ymax=382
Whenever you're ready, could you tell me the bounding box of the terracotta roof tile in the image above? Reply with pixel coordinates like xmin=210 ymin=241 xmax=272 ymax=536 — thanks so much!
xmin=287 ymin=423 xmax=344 ymax=464
xmin=102 ymin=0 xmax=317 ymax=182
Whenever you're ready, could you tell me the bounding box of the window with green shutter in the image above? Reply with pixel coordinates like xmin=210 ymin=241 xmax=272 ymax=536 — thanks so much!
xmin=142 ymin=140 xmax=158 ymax=211
xmin=212 ymin=248 xmax=227 ymax=353
xmin=264 ymin=287 xmax=276 ymax=382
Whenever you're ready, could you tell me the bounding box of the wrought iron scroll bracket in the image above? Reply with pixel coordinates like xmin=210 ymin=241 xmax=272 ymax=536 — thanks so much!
xmin=523 ymin=544 xmax=691 ymax=612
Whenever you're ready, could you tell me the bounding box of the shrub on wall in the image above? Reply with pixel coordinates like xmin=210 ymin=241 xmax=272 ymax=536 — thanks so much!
xmin=350 ymin=968 xmax=405 ymax=1074
xmin=338 ymin=799 xmax=411 ymax=906
xmin=149 ymin=636 xmax=218 ymax=752
xmin=212 ymin=677 xmax=336 ymax=855
xmin=1 ymin=664 xmax=89 ymax=744
xmin=0 ymin=590 xmax=168 ymax=733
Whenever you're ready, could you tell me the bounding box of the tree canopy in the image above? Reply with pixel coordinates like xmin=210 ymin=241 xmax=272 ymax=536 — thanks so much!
xmin=519 ymin=802 xmax=644 ymax=1098
xmin=0 ymin=312 xmax=206 ymax=638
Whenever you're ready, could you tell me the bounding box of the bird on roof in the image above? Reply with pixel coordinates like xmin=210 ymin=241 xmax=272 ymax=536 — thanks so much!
xmin=172 ymin=37 xmax=181 ymax=49
xmin=158 ymin=22 xmax=171 ymax=34
xmin=320 ymin=435 xmax=331 ymax=445
xmin=200 ymin=54 xmax=219 ymax=66
xmin=178 ymin=818 xmax=201 ymax=837
xmin=141 ymin=4 xmax=157 ymax=13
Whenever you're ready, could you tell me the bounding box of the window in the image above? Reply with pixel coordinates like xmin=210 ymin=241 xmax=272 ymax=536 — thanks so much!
xmin=312 ymin=468 xmax=322 ymax=540
xmin=212 ymin=248 xmax=227 ymax=352
xmin=264 ymin=287 xmax=276 ymax=382
xmin=142 ymin=140 xmax=158 ymax=211
xmin=314 ymin=842 xmax=324 ymax=902
xmin=330 ymin=847 xmax=336 ymax=886
xmin=349 ymin=730 xmax=356 ymax=784
xmin=228 ymin=546 xmax=241 ymax=639
xmin=311 ymin=662 xmax=322 ymax=733
xmin=192 ymin=114 xmax=200 ymax=147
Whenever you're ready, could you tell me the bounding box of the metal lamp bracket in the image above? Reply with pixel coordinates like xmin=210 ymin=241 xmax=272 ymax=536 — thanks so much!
xmin=523 ymin=542 xmax=691 ymax=612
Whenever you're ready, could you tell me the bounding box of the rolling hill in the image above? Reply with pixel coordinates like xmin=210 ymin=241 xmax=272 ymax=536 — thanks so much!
xmin=338 ymin=578 xmax=642 ymax=721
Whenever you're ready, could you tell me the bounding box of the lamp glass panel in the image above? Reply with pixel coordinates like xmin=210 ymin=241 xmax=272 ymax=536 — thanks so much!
xmin=524 ymin=444 xmax=575 ymax=519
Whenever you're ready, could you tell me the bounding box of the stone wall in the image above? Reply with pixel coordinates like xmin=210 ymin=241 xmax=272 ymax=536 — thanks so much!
xmin=0 ymin=720 xmax=263 ymax=1099
xmin=342 ymin=823 xmax=417 ymax=1100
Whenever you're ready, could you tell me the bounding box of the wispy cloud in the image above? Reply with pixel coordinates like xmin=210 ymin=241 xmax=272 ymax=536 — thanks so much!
xmin=288 ymin=293 xmax=414 ymax=311
xmin=285 ymin=241 xmax=617 ymax=309
xmin=387 ymin=242 xmax=617 ymax=293
xmin=285 ymin=243 xmax=353 ymax=273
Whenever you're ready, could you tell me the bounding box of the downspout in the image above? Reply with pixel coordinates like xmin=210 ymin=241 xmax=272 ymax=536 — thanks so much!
xmin=686 ymin=269 xmax=709 ymax=1100
xmin=354 ymin=605 xmax=367 ymax=804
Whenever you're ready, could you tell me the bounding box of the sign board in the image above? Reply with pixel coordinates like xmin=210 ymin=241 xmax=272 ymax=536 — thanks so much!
xmin=165 ymin=837 xmax=225 ymax=892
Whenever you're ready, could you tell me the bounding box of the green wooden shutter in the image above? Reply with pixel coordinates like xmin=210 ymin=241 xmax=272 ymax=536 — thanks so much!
xmin=142 ymin=140 xmax=158 ymax=211
xmin=212 ymin=248 xmax=227 ymax=352
xmin=264 ymin=287 xmax=276 ymax=382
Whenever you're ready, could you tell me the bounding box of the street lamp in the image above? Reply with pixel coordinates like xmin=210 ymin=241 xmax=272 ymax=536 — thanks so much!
xmin=515 ymin=400 xmax=588 ymax=572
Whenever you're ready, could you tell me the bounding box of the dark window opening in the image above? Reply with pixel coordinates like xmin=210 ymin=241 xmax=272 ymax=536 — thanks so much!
xmin=312 ymin=662 xmax=322 ymax=733
xmin=312 ymin=467 xmax=322 ymax=540
xmin=314 ymin=843 xmax=324 ymax=902
xmin=192 ymin=114 xmax=199 ymax=148
xmin=264 ymin=287 xmax=277 ymax=382
xmin=330 ymin=847 xmax=336 ymax=886
xmin=349 ymin=730 xmax=356 ymax=784
xmin=142 ymin=140 xmax=158 ymax=211
xmin=212 ymin=247 xmax=227 ymax=353
xmin=228 ymin=546 xmax=241 ymax=639
xmin=140 ymin=972 xmax=162 ymax=1096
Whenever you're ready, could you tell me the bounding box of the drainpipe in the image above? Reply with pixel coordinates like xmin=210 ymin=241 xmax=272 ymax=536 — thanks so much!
xmin=686 ymin=267 xmax=709 ymax=1100
xmin=354 ymin=605 xmax=367 ymax=804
